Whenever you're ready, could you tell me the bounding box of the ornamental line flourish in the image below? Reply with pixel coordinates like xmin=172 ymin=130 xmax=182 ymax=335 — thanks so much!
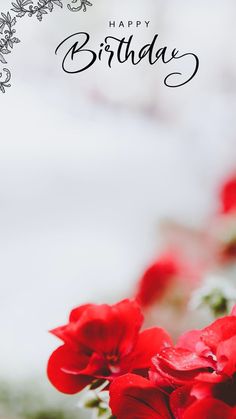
xmin=0 ymin=0 xmax=93 ymax=93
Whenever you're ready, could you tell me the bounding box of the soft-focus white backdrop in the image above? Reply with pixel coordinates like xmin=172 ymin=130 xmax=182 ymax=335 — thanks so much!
xmin=1 ymin=0 xmax=236 ymax=389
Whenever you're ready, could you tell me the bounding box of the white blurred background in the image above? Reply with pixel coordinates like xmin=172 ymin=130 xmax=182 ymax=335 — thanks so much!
xmin=1 ymin=0 xmax=236 ymax=409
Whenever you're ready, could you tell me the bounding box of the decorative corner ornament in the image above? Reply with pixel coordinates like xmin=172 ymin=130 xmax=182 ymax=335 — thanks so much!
xmin=0 ymin=0 xmax=94 ymax=94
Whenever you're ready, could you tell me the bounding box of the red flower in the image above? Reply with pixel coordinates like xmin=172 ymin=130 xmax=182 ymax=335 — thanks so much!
xmin=220 ymin=175 xmax=236 ymax=214
xmin=47 ymin=299 xmax=171 ymax=394
xmin=151 ymin=306 xmax=236 ymax=410
xmin=109 ymin=373 xmax=172 ymax=419
xmin=136 ymin=255 xmax=179 ymax=307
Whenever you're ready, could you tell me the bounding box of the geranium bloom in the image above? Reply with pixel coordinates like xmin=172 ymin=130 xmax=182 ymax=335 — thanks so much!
xmin=47 ymin=299 xmax=171 ymax=394
xmin=109 ymin=373 xmax=172 ymax=419
xmin=151 ymin=306 xmax=236 ymax=414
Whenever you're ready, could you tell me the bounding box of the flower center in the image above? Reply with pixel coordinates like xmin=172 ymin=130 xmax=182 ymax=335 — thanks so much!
xmin=106 ymin=354 xmax=119 ymax=365
xmin=106 ymin=354 xmax=121 ymax=374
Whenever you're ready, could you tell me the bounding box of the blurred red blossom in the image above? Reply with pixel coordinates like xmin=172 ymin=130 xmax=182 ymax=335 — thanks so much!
xmin=135 ymin=254 xmax=199 ymax=309
xmin=220 ymin=175 xmax=236 ymax=214
xmin=135 ymin=255 xmax=179 ymax=307
xmin=47 ymin=299 xmax=171 ymax=394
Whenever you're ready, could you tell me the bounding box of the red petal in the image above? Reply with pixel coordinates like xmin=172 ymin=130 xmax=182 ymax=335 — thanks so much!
xmin=155 ymin=347 xmax=214 ymax=371
xmin=109 ymin=374 xmax=171 ymax=419
xmin=50 ymin=324 xmax=80 ymax=350
xmin=170 ymin=386 xmax=195 ymax=419
xmin=151 ymin=348 xmax=214 ymax=387
xmin=132 ymin=328 xmax=172 ymax=371
xmin=183 ymin=398 xmax=236 ymax=419
xmin=177 ymin=330 xmax=202 ymax=351
xmin=47 ymin=345 xmax=91 ymax=394
xmin=50 ymin=304 xmax=93 ymax=347
xmin=69 ymin=304 xmax=93 ymax=322
xmin=217 ymin=335 xmax=236 ymax=376
xmin=201 ymin=317 xmax=236 ymax=353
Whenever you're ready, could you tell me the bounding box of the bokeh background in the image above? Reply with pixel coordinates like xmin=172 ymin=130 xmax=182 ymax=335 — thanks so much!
xmin=1 ymin=0 xmax=236 ymax=417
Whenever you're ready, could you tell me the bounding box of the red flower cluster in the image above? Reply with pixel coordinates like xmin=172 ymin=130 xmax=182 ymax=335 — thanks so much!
xmin=48 ymin=299 xmax=236 ymax=418
xmin=112 ymin=308 xmax=236 ymax=418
